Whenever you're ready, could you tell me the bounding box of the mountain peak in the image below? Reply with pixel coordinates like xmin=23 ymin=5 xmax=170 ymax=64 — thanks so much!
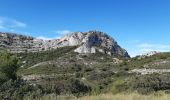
xmin=0 ymin=31 xmax=130 ymax=58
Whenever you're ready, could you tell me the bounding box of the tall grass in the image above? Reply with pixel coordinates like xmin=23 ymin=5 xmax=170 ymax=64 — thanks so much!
xmin=23 ymin=92 xmax=170 ymax=100
xmin=79 ymin=93 xmax=170 ymax=100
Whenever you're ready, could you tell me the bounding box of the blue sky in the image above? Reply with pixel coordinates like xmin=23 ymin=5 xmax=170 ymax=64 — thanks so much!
xmin=0 ymin=0 xmax=170 ymax=56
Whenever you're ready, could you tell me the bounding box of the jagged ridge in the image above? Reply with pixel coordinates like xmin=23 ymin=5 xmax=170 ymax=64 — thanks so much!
xmin=0 ymin=31 xmax=130 ymax=58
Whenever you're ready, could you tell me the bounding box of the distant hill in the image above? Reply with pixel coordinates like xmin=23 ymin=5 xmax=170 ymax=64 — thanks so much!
xmin=0 ymin=31 xmax=130 ymax=58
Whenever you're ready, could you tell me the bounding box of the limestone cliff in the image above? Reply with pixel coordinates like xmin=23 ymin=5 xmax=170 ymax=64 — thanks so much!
xmin=0 ymin=31 xmax=130 ymax=58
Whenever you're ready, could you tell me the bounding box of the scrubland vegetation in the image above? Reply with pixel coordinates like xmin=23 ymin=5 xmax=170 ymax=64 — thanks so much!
xmin=1 ymin=47 xmax=170 ymax=100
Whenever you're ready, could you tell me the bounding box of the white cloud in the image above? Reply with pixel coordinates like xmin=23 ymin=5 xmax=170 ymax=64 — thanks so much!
xmin=9 ymin=29 xmax=15 ymax=32
xmin=137 ymin=43 xmax=170 ymax=53
xmin=36 ymin=30 xmax=71 ymax=40
xmin=138 ymin=43 xmax=154 ymax=48
xmin=0 ymin=25 xmax=5 ymax=29
xmin=12 ymin=20 xmax=27 ymax=28
xmin=129 ymin=51 xmax=141 ymax=57
xmin=36 ymin=36 xmax=53 ymax=40
xmin=0 ymin=16 xmax=27 ymax=31
xmin=55 ymin=30 xmax=71 ymax=35
xmin=36 ymin=36 xmax=61 ymax=40
xmin=0 ymin=19 xmax=3 ymax=23
xmin=126 ymin=39 xmax=141 ymax=44
xmin=127 ymin=42 xmax=170 ymax=57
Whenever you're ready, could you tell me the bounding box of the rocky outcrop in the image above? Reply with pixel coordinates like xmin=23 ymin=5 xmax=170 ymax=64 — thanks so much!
xmin=73 ymin=31 xmax=129 ymax=57
xmin=136 ymin=51 xmax=159 ymax=59
xmin=0 ymin=32 xmax=35 ymax=52
xmin=0 ymin=31 xmax=130 ymax=58
xmin=129 ymin=68 xmax=170 ymax=75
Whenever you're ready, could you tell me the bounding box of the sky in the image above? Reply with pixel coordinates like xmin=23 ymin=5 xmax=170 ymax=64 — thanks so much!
xmin=0 ymin=0 xmax=170 ymax=56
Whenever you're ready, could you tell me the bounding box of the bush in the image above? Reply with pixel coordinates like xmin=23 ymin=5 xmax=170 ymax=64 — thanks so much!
xmin=68 ymin=79 xmax=91 ymax=97
xmin=111 ymin=79 xmax=128 ymax=94
xmin=129 ymin=74 xmax=170 ymax=94
xmin=0 ymin=52 xmax=19 ymax=81
xmin=55 ymin=81 xmax=64 ymax=95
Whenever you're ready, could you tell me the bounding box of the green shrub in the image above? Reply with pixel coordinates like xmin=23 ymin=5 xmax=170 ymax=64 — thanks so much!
xmin=68 ymin=79 xmax=92 ymax=97
xmin=111 ymin=79 xmax=128 ymax=94
xmin=129 ymin=74 xmax=170 ymax=94
xmin=0 ymin=52 xmax=19 ymax=81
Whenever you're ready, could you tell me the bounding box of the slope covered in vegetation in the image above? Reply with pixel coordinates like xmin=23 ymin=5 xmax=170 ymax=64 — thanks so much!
xmin=1 ymin=47 xmax=170 ymax=99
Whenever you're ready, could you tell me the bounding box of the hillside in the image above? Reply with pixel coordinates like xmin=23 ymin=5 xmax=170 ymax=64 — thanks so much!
xmin=0 ymin=32 xmax=170 ymax=99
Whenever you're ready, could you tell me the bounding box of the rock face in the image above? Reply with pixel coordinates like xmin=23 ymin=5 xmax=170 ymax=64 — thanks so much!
xmin=73 ymin=31 xmax=129 ymax=58
xmin=0 ymin=31 xmax=130 ymax=58
xmin=136 ymin=51 xmax=159 ymax=59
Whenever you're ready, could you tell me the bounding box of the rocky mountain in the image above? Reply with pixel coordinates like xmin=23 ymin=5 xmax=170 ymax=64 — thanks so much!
xmin=0 ymin=31 xmax=130 ymax=58
xmin=136 ymin=51 xmax=159 ymax=59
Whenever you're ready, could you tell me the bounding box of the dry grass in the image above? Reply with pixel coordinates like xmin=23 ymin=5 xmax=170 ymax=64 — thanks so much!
xmin=23 ymin=92 xmax=170 ymax=100
xmin=78 ymin=92 xmax=170 ymax=100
